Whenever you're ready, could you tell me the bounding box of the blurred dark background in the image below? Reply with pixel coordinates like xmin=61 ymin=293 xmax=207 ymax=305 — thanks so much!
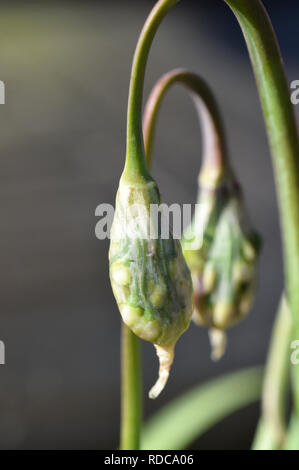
xmin=0 ymin=0 xmax=298 ymax=449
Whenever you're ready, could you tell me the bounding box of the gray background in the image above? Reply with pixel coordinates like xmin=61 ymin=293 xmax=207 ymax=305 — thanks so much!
xmin=0 ymin=0 xmax=298 ymax=449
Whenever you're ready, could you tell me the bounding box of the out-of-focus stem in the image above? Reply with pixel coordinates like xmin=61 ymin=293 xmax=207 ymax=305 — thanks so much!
xmin=120 ymin=324 xmax=142 ymax=450
xmin=223 ymin=0 xmax=299 ymax=416
xmin=143 ymin=68 xmax=228 ymax=183
xmin=252 ymin=420 xmax=280 ymax=451
xmin=252 ymin=295 xmax=291 ymax=449
xmin=285 ymin=414 xmax=299 ymax=449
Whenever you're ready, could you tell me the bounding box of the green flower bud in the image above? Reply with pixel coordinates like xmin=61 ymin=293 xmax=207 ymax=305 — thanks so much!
xmin=182 ymin=178 xmax=260 ymax=359
xmin=109 ymin=175 xmax=193 ymax=398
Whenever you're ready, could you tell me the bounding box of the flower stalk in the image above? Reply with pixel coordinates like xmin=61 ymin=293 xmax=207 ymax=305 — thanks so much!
xmin=223 ymin=0 xmax=299 ymax=415
xmin=117 ymin=0 xmax=185 ymax=450
xmin=143 ymin=68 xmax=228 ymax=178
xmin=120 ymin=325 xmax=142 ymax=450
xmin=123 ymin=0 xmax=180 ymax=183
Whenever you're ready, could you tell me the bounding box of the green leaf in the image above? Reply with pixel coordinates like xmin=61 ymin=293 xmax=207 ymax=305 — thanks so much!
xmin=141 ymin=366 xmax=263 ymax=450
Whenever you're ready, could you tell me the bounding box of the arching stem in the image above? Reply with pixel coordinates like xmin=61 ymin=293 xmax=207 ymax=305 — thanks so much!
xmin=223 ymin=0 xmax=299 ymax=416
xmin=143 ymin=68 xmax=228 ymax=181
xmin=120 ymin=0 xmax=181 ymax=450
xmin=123 ymin=0 xmax=180 ymax=183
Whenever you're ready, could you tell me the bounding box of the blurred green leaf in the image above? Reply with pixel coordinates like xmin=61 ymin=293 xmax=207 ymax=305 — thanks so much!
xmin=141 ymin=366 xmax=263 ymax=450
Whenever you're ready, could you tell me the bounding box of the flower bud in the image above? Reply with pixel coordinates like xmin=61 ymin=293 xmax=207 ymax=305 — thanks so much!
xmin=182 ymin=177 xmax=260 ymax=359
xmin=109 ymin=175 xmax=193 ymax=398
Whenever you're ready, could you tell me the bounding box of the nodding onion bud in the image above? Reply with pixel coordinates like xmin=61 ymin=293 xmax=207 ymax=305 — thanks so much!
xmin=182 ymin=172 xmax=260 ymax=360
xmin=109 ymin=174 xmax=193 ymax=398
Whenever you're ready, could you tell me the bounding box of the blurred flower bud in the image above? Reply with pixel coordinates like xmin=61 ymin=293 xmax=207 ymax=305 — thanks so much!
xmin=182 ymin=174 xmax=261 ymax=359
xmin=109 ymin=175 xmax=193 ymax=398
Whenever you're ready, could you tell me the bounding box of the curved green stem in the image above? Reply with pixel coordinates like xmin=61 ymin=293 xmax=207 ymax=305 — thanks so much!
xmin=252 ymin=295 xmax=291 ymax=449
xmin=222 ymin=0 xmax=299 ymax=414
xmin=123 ymin=0 xmax=180 ymax=182
xmin=143 ymin=68 xmax=228 ymax=181
xmin=120 ymin=0 xmax=181 ymax=450
xmin=120 ymin=324 xmax=142 ymax=450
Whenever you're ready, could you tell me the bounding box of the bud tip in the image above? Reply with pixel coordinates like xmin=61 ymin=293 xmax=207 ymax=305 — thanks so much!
xmin=149 ymin=345 xmax=175 ymax=399
xmin=208 ymin=328 xmax=227 ymax=361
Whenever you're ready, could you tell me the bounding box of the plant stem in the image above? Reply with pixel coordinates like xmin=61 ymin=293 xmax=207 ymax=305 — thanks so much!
xmin=120 ymin=0 xmax=181 ymax=451
xmin=222 ymin=0 xmax=299 ymax=415
xmin=285 ymin=414 xmax=299 ymax=449
xmin=123 ymin=0 xmax=180 ymax=182
xmin=120 ymin=324 xmax=142 ymax=450
xmin=252 ymin=295 xmax=291 ymax=449
xmin=143 ymin=68 xmax=228 ymax=177
xmin=252 ymin=420 xmax=280 ymax=451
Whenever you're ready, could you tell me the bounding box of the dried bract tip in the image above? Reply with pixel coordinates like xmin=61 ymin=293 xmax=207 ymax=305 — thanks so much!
xmin=149 ymin=345 xmax=175 ymax=399
xmin=209 ymin=328 xmax=227 ymax=361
